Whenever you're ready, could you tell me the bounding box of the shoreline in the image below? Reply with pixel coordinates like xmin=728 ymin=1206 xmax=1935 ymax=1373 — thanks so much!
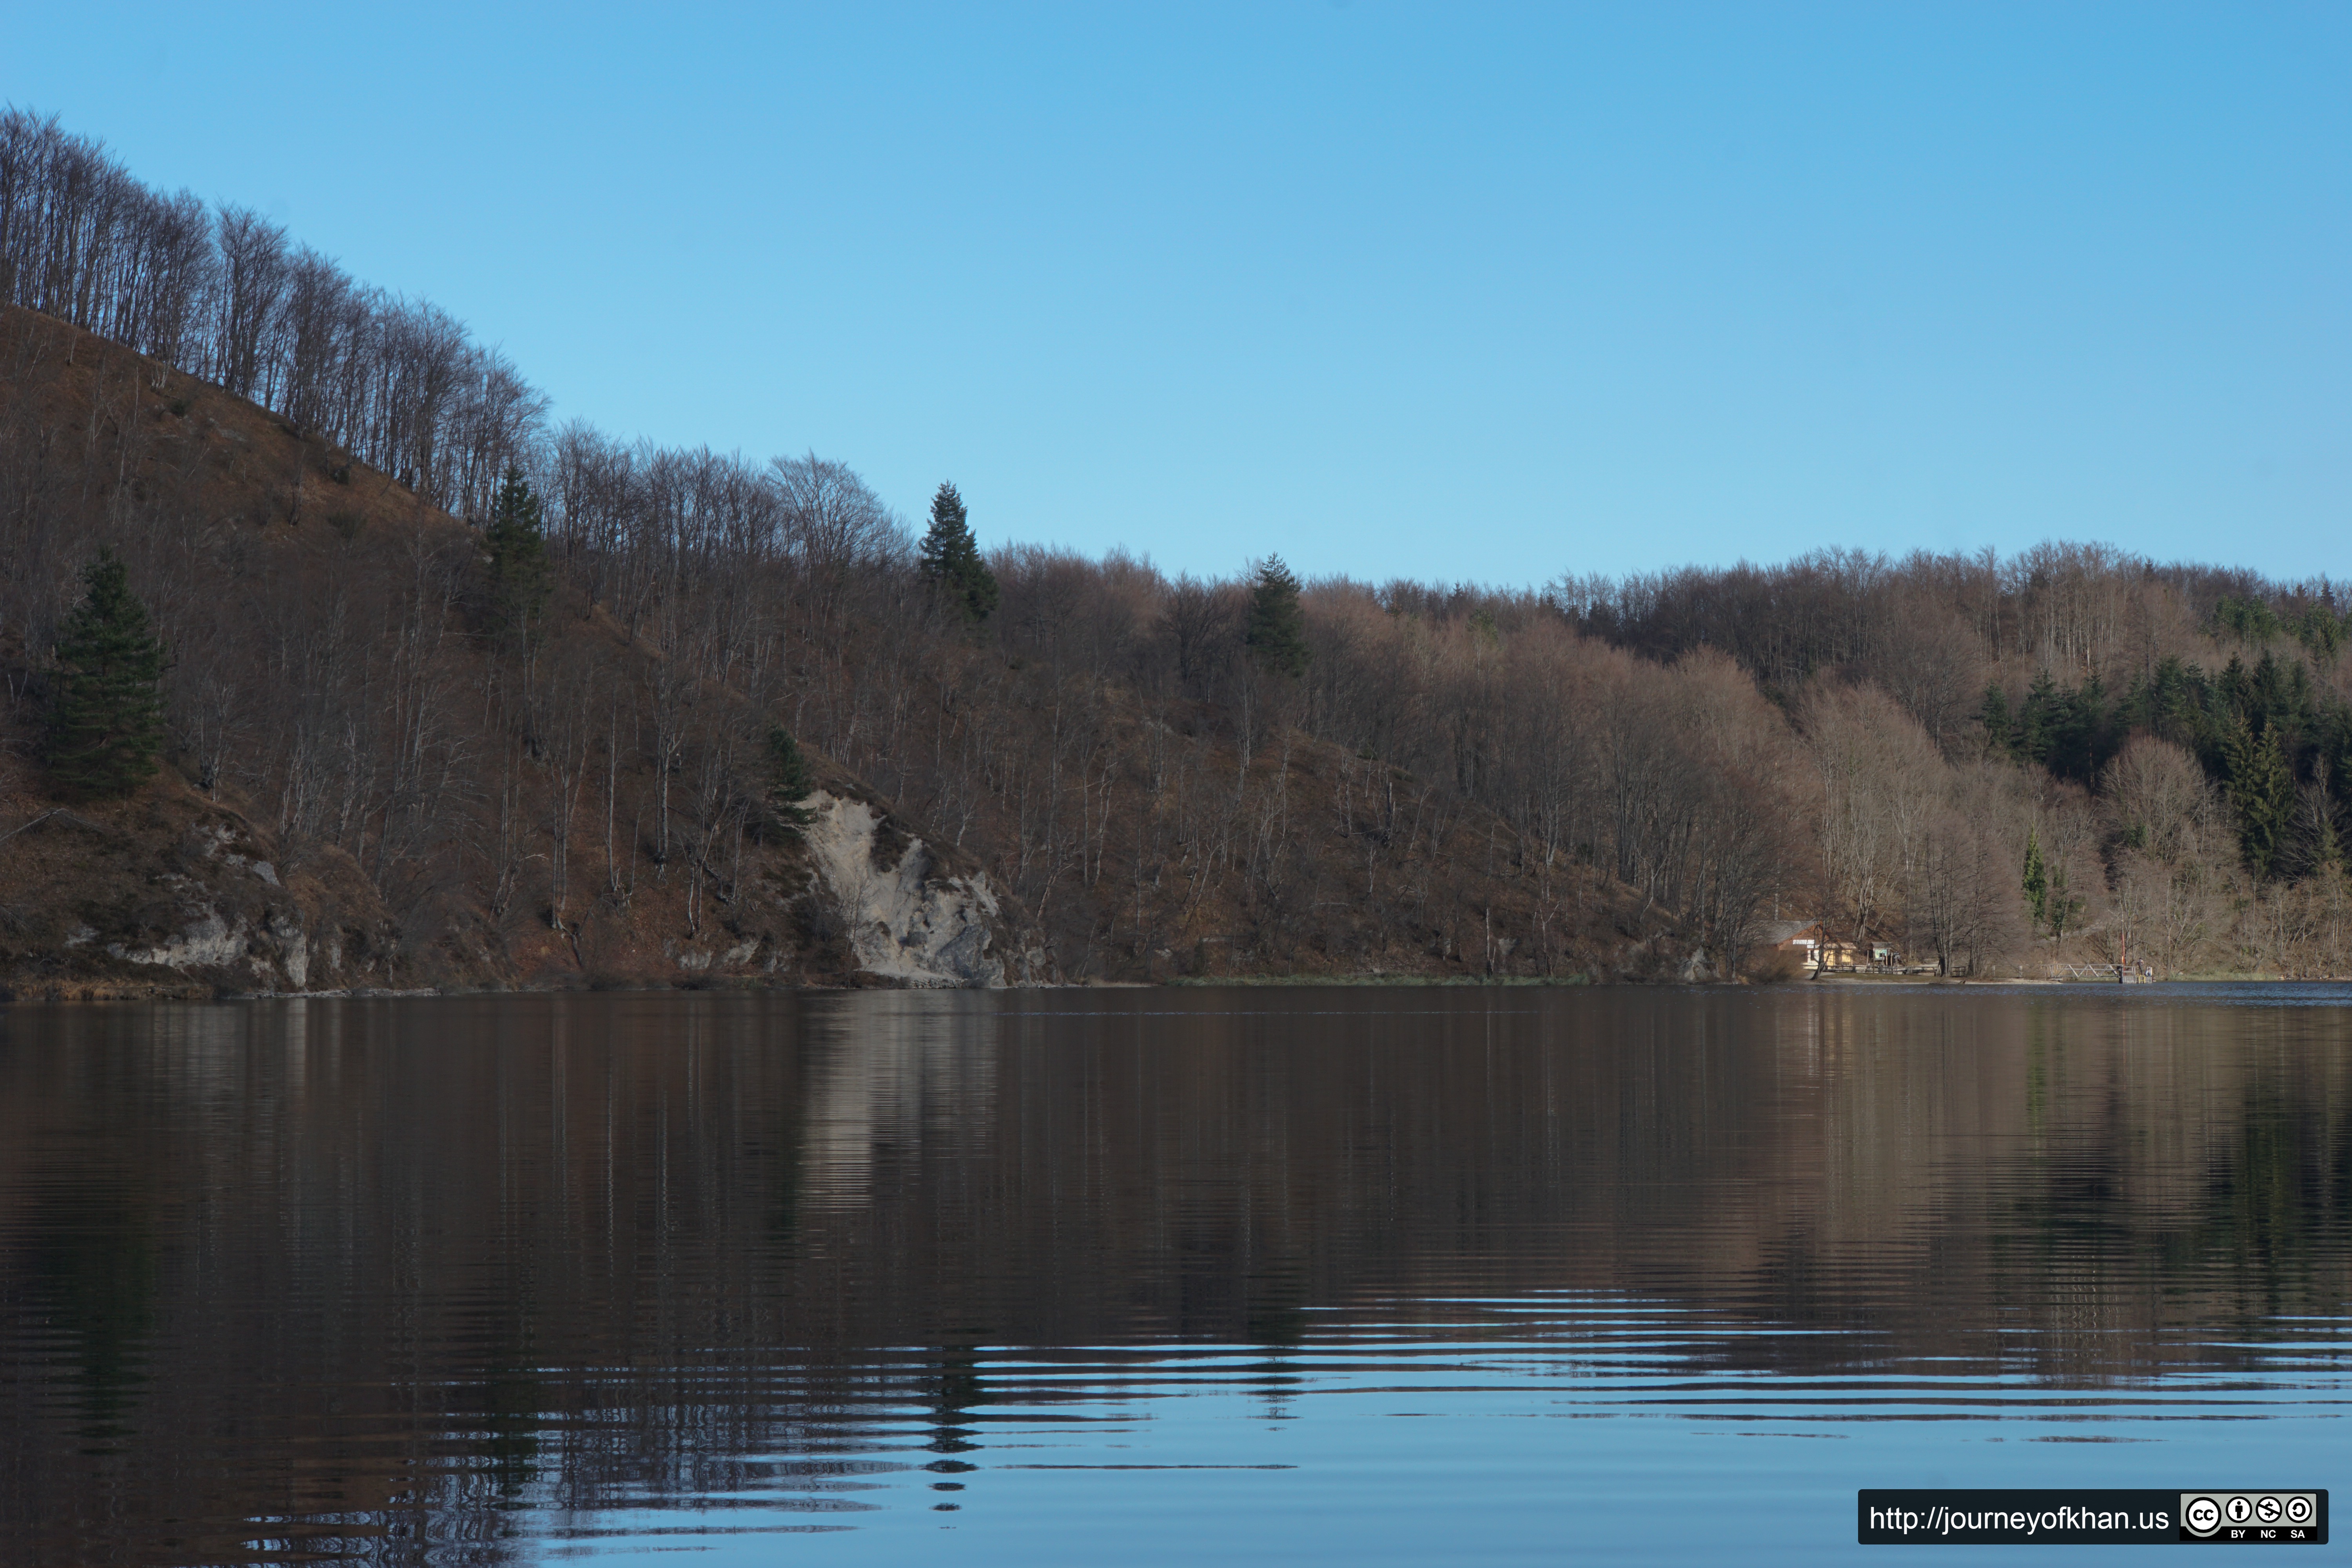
xmin=5 ymin=973 xmax=2345 ymax=1005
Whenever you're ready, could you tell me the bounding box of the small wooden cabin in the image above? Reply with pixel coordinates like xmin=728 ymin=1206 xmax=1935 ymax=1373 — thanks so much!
xmin=1817 ymin=935 xmax=1901 ymax=971
xmin=1755 ymin=920 xmax=1826 ymax=971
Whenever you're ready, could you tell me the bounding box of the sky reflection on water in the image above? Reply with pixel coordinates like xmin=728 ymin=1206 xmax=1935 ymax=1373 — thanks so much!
xmin=2 ymin=986 xmax=2347 ymax=1564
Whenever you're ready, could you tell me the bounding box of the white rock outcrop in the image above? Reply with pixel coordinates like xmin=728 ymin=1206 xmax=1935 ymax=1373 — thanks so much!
xmin=83 ymin=815 xmax=385 ymax=993
xmin=800 ymin=791 xmax=1012 ymax=987
xmin=104 ymin=902 xmax=325 ymax=990
xmin=108 ymin=906 xmax=250 ymax=971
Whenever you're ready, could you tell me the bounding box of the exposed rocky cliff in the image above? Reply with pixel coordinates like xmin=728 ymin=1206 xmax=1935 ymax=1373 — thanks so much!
xmin=799 ymin=790 xmax=1050 ymax=987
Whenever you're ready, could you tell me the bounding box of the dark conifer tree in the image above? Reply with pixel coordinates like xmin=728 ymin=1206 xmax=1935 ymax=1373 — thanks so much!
xmin=1978 ymin=682 xmax=2012 ymax=759
xmin=2015 ymin=669 xmax=2058 ymax=766
xmin=1245 ymin=555 xmax=1310 ymax=679
xmin=483 ymin=468 xmax=551 ymax=645
xmin=2297 ymin=602 xmax=2344 ymax=665
xmin=45 ymin=547 xmax=167 ymax=799
xmin=918 ymin=482 xmax=999 ymax=624
xmin=2305 ymin=787 xmax=2344 ymax=878
xmin=2021 ymin=829 xmax=2047 ymax=930
xmin=2225 ymin=718 xmax=2297 ymax=879
xmin=764 ymin=726 xmax=817 ymax=837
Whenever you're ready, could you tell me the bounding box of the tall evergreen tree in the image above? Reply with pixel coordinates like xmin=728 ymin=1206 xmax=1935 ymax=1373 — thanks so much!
xmin=2050 ymin=673 xmax=2107 ymax=782
xmin=45 ymin=547 xmax=167 ymax=800
xmin=2014 ymin=669 xmax=2058 ymax=766
xmin=2224 ymin=717 xmax=2296 ymax=879
xmin=2021 ymin=829 xmax=2048 ymax=931
xmin=483 ymin=467 xmax=551 ymax=645
xmin=2296 ymin=602 xmax=2343 ymax=666
xmin=1978 ymin=681 xmax=2012 ymax=759
xmin=764 ymin=726 xmax=817 ymax=837
xmin=2306 ymin=787 xmax=2344 ymax=879
xmin=918 ymin=482 xmax=998 ymax=624
xmin=1245 ymin=555 xmax=1310 ymax=679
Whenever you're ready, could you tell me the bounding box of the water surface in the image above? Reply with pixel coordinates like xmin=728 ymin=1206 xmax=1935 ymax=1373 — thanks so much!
xmin=3 ymin=986 xmax=2347 ymax=1564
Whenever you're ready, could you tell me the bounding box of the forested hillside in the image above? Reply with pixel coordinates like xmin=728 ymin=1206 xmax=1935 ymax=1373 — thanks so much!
xmin=4 ymin=109 xmax=2348 ymax=988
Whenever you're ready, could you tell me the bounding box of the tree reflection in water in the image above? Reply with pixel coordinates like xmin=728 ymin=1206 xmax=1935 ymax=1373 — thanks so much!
xmin=1 ymin=987 xmax=2346 ymax=1564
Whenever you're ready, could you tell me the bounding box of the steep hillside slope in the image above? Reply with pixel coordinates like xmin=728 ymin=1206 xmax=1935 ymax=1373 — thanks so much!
xmin=0 ymin=306 xmax=1054 ymax=996
xmin=0 ymin=303 xmax=1684 ymax=994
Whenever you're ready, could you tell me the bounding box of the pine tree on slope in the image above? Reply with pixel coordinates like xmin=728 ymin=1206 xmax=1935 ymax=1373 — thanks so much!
xmin=46 ymin=547 xmax=167 ymax=800
xmin=484 ymin=468 xmax=551 ymax=646
xmin=1245 ymin=555 xmax=1310 ymax=680
xmin=918 ymin=482 xmax=999 ymax=624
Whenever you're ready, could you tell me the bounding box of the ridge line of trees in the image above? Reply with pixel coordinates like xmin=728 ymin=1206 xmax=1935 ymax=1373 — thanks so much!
xmin=1 ymin=107 xmax=544 ymax=521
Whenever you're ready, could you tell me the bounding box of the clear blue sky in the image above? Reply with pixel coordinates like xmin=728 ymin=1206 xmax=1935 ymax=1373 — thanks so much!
xmin=11 ymin=3 xmax=2348 ymax=585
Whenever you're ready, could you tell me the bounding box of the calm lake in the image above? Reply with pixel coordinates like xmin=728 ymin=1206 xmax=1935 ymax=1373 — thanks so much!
xmin=3 ymin=986 xmax=2347 ymax=1565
